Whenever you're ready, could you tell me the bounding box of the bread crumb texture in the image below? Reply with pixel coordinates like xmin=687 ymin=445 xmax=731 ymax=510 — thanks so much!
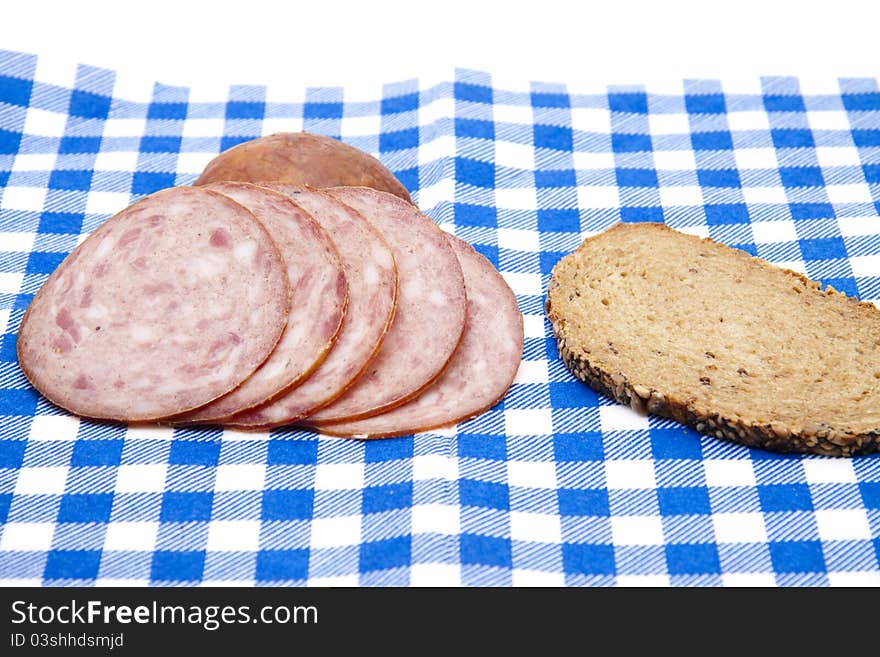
xmin=546 ymin=222 xmax=880 ymax=456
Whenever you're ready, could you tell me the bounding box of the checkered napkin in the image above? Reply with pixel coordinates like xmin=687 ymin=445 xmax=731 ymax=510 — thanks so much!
xmin=1 ymin=49 xmax=879 ymax=587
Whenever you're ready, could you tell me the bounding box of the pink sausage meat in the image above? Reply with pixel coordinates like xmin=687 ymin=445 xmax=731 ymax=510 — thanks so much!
xmin=304 ymin=187 xmax=467 ymax=424
xmin=318 ymin=235 xmax=523 ymax=438
xmin=229 ymin=185 xmax=397 ymax=428
xmin=16 ymin=187 xmax=290 ymax=421
xmin=178 ymin=183 xmax=347 ymax=423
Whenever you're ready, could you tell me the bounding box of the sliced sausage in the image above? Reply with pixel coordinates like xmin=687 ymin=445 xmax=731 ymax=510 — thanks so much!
xmin=194 ymin=132 xmax=412 ymax=203
xmin=17 ymin=186 xmax=290 ymax=422
xmin=303 ymin=187 xmax=467 ymax=425
xmin=317 ymin=235 xmax=523 ymax=439
xmin=177 ymin=182 xmax=346 ymax=423
xmin=228 ymin=185 xmax=397 ymax=429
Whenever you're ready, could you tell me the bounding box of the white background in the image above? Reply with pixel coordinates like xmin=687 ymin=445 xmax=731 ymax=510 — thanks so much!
xmin=1 ymin=0 xmax=878 ymax=89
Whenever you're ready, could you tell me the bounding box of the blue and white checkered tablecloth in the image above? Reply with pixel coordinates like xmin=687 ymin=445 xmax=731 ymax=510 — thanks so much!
xmin=0 ymin=49 xmax=879 ymax=586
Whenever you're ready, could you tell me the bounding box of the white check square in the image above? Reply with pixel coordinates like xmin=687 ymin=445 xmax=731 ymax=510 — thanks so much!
xmin=93 ymin=151 xmax=140 ymax=172
xmin=802 ymin=459 xmax=857 ymax=484
xmin=24 ymin=107 xmax=67 ymax=137
xmin=510 ymin=511 xmax=562 ymax=543
xmin=0 ymin=523 xmax=55 ymax=551
xmin=1 ymin=186 xmax=47 ymax=212
xmin=419 ymin=97 xmax=454 ymax=126
xmin=0 ymin=232 xmax=36 ymax=253
xmin=415 ymin=178 xmax=454 ymax=211
xmin=522 ymin=314 xmax=546 ymax=339
xmin=104 ymin=522 xmax=159 ymax=551
xmin=827 ymin=571 xmax=880 ymax=587
xmin=497 ymin=227 xmax=539 ymax=252
xmin=314 ymin=463 xmax=364 ymax=490
xmin=808 ymin=110 xmax=851 ymax=131
xmin=734 ymin=148 xmax=778 ymax=170
xmin=814 ymin=509 xmax=871 ymax=541
xmin=726 ymin=111 xmax=770 ymax=131
xmin=418 ymin=135 xmax=455 ymax=166
xmin=502 ymin=272 xmax=541 ymax=296
xmin=570 ymin=107 xmax=610 ymax=132
xmin=103 ymin=118 xmax=147 ymax=138
xmin=115 ymin=464 xmax=167 ymax=493
xmin=703 ymin=459 xmax=756 ymax=487
xmin=611 ymin=515 xmax=664 ymax=545
xmin=15 ymin=466 xmax=68 ymax=495
xmin=493 ymin=103 xmax=533 ymax=125
xmin=659 ymin=185 xmax=704 ymax=207
xmin=712 ymin=512 xmax=767 ymax=543
xmin=86 ymin=191 xmax=131 ymax=216
xmin=504 ymin=408 xmax=553 ymax=436
xmin=850 ymin=255 xmax=880 ymax=277
xmin=495 ymin=187 xmax=537 ymax=211
xmin=0 ymin=272 xmax=24 ymax=295
xmin=825 ymin=183 xmax=873 ymax=204
xmin=750 ymin=220 xmax=798 ymax=244
xmin=577 ymin=185 xmax=619 ymax=209
xmin=507 ymin=460 xmax=557 ymax=489
xmin=814 ymin=146 xmax=862 ymax=168
xmin=649 ymin=112 xmax=690 ymax=135
xmin=410 ymin=563 xmax=462 ymax=587
xmin=214 ymin=464 xmax=265 ymax=492
xmin=494 ymin=140 xmax=535 ymax=170
xmin=28 ymin=415 xmax=81 ymax=442
xmin=513 ymin=360 xmax=549 ymax=385
xmin=653 ymin=149 xmax=696 ymax=170
xmin=340 ymin=114 xmax=381 ymax=138
xmin=181 ymin=118 xmax=225 ymax=138
xmin=411 ymin=454 xmax=458 ymax=482
xmin=310 ymin=515 xmax=361 ymax=548
xmin=600 ymin=405 xmax=649 ymax=432
xmin=572 ymin=150 xmax=615 ymax=170
xmin=261 ymin=117 xmax=303 ymax=136
xmin=411 ymin=504 xmax=459 ymax=535
xmin=741 ymin=185 xmax=789 ymax=205
xmin=206 ymin=520 xmax=261 ymax=552
xmin=176 ymin=152 xmax=215 ymax=175
xmin=604 ymin=460 xmax=655 ymax=490
xmin=13 ymin=153 xmax=57 ymax=171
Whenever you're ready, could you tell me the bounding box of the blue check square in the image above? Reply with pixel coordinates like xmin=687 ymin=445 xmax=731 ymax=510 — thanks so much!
xmin=461 ymin=534 xmax=512 ymax=568
xmin=768 ymin=541 xmax=825 ymax=573
xmin=45 ymin=550 xmax=102 ymax=580
xmin=255 ymin=549 xmax=309 ymax=581
xmin=360 ymin=536 xmax=411 ymax=571
xmin=563 ymin=543 xmax=615 ymax=575
xmin=151 ymin=551 xmax=205 ymax=581
xmin=58 ymin=493 xmax=114 ymax=522
xmin=558 ymin=488 xmax=610 ymax=516
xmin=161 ymin=491 xmax=214 ymax=522
xmin=261 ymin=489 xmax=313 ymax=521
xmin=459 ymin=479 xmax=509 ymax=510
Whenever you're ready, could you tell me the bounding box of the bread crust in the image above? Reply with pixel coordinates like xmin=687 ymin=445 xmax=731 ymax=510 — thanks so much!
xmin=545 ymin=223 xmax=880 ymax=457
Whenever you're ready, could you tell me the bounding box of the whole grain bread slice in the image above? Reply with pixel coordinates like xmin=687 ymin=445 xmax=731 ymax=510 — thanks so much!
xmin=545 ymin=222 xmax=880 ymax=456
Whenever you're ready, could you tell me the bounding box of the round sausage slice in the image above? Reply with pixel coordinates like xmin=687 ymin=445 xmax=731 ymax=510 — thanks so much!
xmin=17 ymin=186 xmax=290 ymax=422
xmin=194 ymin=132 xmax=412 ymax=203
xmin=304 ymin=187 xmax=467 ymax=424
xmin=177 ymin=182 xmax=347 ymax=423
xmin=317 ymin=235 xmax=523 ymax=439
xmin=228 ymin=185 xmax=397 ymax=429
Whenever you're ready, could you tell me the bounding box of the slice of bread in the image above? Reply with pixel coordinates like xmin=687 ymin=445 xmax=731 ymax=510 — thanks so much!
xmin=545 ymin=222 xmax=880 ymax=456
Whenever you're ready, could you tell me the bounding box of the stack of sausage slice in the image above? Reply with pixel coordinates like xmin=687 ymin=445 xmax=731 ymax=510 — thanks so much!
xmin=18 ymin=176 xmax=523 ymax=439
